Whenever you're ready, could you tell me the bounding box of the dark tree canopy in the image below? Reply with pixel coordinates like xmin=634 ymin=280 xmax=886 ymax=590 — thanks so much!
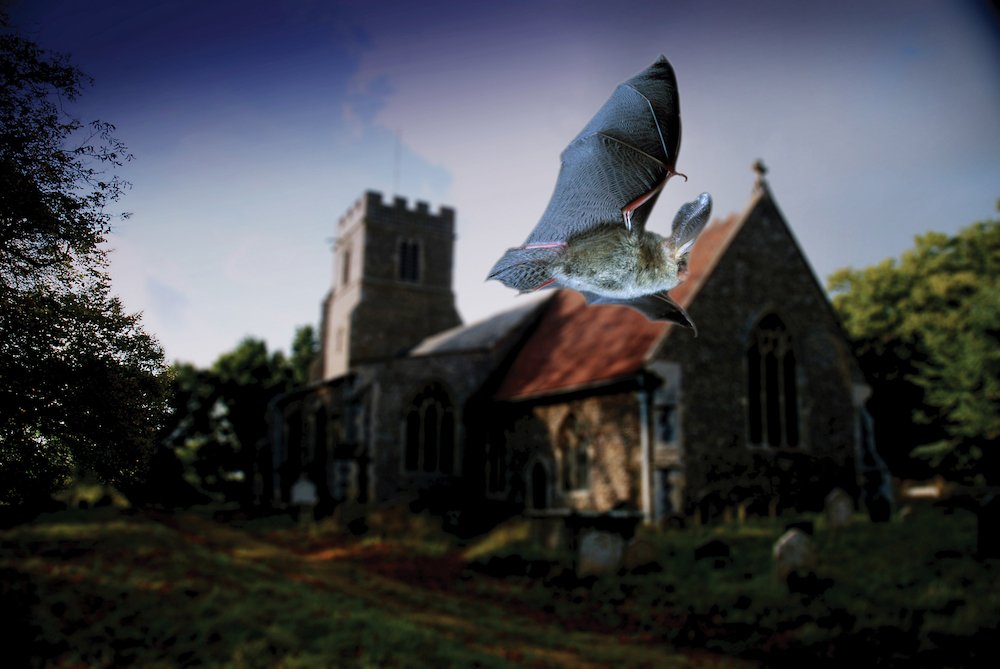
xmin=155 ymin=332 xmax=315 ymax=506
xmin=829 ymin=210 xmax=1000 ymax=484
xmin=0 ymin=16 xmax=167 ymax=505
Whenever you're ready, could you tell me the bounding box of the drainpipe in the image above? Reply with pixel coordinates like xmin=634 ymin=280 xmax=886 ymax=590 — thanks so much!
xmin=637 ymin=387 xmax=653 ymax=523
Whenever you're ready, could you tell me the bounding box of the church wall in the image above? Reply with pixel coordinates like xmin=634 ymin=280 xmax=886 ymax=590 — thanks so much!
xmin=656 ymin=190 xmax=862 ymax=517
xmin=500 ymin=390 xmax=644 ymax=512
xmin=359 ymin=350 xmax=500 ymax=503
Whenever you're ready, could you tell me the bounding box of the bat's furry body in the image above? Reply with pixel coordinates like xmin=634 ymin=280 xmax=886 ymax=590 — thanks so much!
xmin=488 ymin=55 xmax=712 ymax=328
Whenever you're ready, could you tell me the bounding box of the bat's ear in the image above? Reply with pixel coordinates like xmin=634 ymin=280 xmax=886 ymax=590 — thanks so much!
xmin=669 ymin=192 xmax=712 ymax=258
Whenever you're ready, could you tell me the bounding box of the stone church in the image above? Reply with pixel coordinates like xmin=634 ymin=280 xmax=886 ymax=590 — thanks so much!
xmin=262 ymin=170 xmax=885 ymax=527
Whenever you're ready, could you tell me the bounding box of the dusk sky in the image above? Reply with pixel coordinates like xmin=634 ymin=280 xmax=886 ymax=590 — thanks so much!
xmin=8 ymin=0 xmax=1000 ymax=367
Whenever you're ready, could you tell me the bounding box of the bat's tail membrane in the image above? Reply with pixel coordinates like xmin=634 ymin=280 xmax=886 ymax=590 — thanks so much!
xmin=580 ymin=290 xmax=696 ymax=333
xmin=487 ymin=246 xmax=559 ymax=292
xmin=669 ymin=192 xmax=712 ymax=258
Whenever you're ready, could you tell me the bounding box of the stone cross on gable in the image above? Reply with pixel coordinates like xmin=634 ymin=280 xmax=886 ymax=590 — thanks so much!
xmin=753 ymin=159 xmax=769 ymax=191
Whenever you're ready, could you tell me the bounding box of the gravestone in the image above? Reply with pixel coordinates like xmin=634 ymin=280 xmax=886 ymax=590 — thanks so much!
xmin=694 ymin=538 xmax=732 ymax=569
xmin=290 ymin=474 xmax=318 ymax=524
xmin=773 ymin=528 xmax=816 ymax=582
xmin=577 ymin=529 xmax=624 ymax=577
xmin=622 ymin=538 xmax=659 ymax=573
xmin=825 ymin=488 xmax=854 ymax=528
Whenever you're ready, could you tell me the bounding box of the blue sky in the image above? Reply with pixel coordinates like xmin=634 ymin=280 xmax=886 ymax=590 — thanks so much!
xmin=9 ymin=0 xmax=1000 ymax=367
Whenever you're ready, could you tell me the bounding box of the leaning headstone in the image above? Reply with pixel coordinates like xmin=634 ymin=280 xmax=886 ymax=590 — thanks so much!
xmin=773 ymin=528 xmax=816 ymax=582
xmin=622 ymin=538 xmax=659 ymax=573
xmin=577 ymin=529 xmax=624 ymax=577
xmin=825 ymin=488 xmax=854 ymax=529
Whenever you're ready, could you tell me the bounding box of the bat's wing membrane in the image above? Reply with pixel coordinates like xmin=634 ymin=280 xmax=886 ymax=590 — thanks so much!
xmin=526 ymin=56 xmax=681 ymax=244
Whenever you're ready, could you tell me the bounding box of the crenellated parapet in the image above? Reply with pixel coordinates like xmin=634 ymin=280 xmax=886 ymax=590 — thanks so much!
xmin=337 ymin=190 xmax=455 ymax=232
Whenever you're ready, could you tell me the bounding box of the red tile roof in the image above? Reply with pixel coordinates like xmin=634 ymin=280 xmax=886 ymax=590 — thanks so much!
xmin=493 ymin=196 xmax=752 ymax=401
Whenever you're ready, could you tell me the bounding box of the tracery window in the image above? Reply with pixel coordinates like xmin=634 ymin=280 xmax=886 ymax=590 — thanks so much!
xmin=403 ymin=384 xmax=456 ymax=474
xmin=747 ymin=314 xmax=799 ymax=448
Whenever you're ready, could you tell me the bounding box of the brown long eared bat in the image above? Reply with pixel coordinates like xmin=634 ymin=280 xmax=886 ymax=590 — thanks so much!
xmin=487 ymin=55 xmax=712 ymax=331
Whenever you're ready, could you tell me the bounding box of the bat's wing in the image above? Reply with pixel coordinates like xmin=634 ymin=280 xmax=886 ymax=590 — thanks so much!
xmin=526 ymin=55 xmax=681 ymax=245
xmin=580 ymin=290 xmax=696 ymax=333
xmin=487 ymin=245 xmax=560 ymax=292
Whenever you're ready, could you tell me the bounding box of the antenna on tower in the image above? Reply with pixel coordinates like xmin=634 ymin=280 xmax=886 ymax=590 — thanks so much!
xmin=392 ymin=129 xmax=402 ymax=196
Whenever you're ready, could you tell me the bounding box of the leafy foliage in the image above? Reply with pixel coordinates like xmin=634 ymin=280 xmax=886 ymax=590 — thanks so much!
xmin=0 ymin=16 xmax=167 ymax=504
xmin=156 ymin=329 xmax=318 ymax=506
xmin=828 ymin=212 xmax=1000 ymax=482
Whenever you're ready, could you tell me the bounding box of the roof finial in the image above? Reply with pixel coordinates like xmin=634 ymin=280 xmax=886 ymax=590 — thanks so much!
xmin=752 ymin=159 xmax=768 ymax=192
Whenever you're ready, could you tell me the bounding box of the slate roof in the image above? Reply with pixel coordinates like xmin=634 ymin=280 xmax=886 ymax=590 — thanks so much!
xmin=493 ymin=190 xmax=756 ymax=401
xmin=409 ymin=295 xmax=548 ymax=357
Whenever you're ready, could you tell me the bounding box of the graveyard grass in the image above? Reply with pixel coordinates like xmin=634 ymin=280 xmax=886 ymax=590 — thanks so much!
xmin=1 ymin=503 xmax=995 ymax=668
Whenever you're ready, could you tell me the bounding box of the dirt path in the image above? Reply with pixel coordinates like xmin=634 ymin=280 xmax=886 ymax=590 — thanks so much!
xmin=151 ymin=512 xmax=754 ymax=669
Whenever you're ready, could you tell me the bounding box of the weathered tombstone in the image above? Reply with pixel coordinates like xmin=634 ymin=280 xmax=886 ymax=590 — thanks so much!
xmin=577 ymin=529 xmax=624 ymax=577
xmin=290 ymin=474 xmax=318 ymax=525
xmin=773 ymin=528 xmax=816 ymax=582
xmin=622 ymin=538 xmax=659 ymax=573
xmin=694 ymin=538 xmax=732 ymax=569
xmin=825 ymin=488 xmax=854 ymax=529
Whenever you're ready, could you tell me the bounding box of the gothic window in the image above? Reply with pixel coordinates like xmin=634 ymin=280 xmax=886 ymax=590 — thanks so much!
xmin=559 ymin=413 xmax=589 ymax=492
xmin=403 ymin=383 xmax=456 ymax=474
xmin=747 ymin=314 xmax=800 ymax=448
xmin=398 ymin=238 xmax=420 ymax=282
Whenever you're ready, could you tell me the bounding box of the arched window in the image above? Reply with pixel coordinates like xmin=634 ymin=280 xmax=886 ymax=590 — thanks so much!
xmin=398 ymin=238 xmax=420 ymax=282
xmin=403 ymin=384 xmax=456 ymax=474
xmin=747 ymin=314 xmax=799 ymax=448
xmin=559 ymin=413 xmax=589 ymax=492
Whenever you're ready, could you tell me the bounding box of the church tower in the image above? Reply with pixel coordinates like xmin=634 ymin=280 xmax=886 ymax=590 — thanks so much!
xmin=320 ymin=191 xmax=461 ymax=379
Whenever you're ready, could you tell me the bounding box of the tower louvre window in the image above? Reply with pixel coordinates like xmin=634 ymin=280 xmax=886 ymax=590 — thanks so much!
xmin=398 ymin=239 xmax=420 ymax=282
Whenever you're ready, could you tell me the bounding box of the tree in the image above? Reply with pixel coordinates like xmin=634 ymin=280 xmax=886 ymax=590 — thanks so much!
xmin=0 ymin=16 xmax=167 ymax=504
xmin=829 ymin=211 xmax=1000 ymax=484
xmin=289 ymin=324 xmax=319 ymax=386
xmin=156 ymin=333 xmax=312 ymax=506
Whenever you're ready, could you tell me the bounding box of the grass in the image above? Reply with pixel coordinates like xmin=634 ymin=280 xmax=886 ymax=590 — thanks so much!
xmin=1 ymin=502 xmax=995 ymax=668
xmin=0 ymin=506 xmax=746 ymax=668
xmin=462 ymin=505 xmax=999 ymax=667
